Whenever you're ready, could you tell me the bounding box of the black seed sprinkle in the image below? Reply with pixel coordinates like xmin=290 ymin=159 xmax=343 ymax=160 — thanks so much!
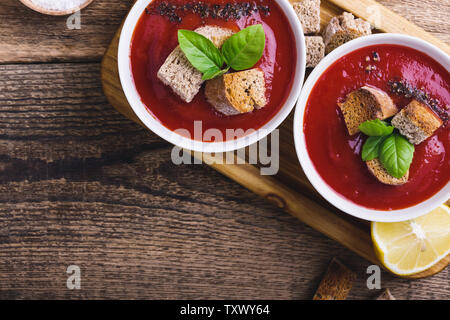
xmin=388 ymin=79 xmax=449 ymax=123
xmin=372 ymin=51 xmax=380 ymax=62
xmin=145 ymin=1 xmax=270 ymax=23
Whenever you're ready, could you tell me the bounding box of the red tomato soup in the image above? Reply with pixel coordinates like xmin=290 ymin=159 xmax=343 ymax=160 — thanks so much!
xmin=130 ymin=0 xmax=297 ymax=141
xmin=304 ymin=44 xmax=449 ymax=211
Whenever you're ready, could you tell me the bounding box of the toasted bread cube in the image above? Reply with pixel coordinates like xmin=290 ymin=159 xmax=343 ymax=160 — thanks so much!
xmin=338 ymin=86 xmax=398 ymax=136
xmin=313 ymin=258 xmax=356 ymax=300
xmin=323 ymin=12 xmax=371 ymax=54
xmin=367 ymin=159 xmax=409 ymax=186
xmin=157 ymin=26 xmax=234 ymax=103
xmin=305 ymin=36 xmax=325 ymax=68
xmin=195 ymin=26 xmax=235 ymax=47
xmin=391 ymin=100 xmax=443 ymax=145
xmin=205 ymin=69 xmax=266 ymax=116
xmin=293 ymin=0 xmax=321 ymax=34
xmin=157 ymin=47 xmax=203 ymax=103
xmin=376 ymin=289 xmax=396 ymax=300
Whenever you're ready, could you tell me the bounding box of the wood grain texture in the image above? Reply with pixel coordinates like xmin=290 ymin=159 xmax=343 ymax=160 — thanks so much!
xmin=0 ymin=0 xmax=135 ymax=63
xmin=19 ymin=0 xmax=95 ymax=16
xmin=0 ymin=0 xmax=449 ymax=63
xmin=101 ymin=0 xmax=449 ymax=279
xmin=327 ymin=0 xmax=450 ymax=54
xmin=0 ymin=0 xmax=448 ymax=299
xmin=102 ymin=23 xmax=380 ymax=270
xmin=376 ymin=0 xmax=450 ymax=44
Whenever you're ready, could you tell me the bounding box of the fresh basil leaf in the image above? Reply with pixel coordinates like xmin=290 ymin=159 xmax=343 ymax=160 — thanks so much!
xmin=359 ymin=119 xmax=394 ymax=137
xmin=202 ymin=67 xmax=230 ymax=81
xmin=362 ymin=136 xmax=387 ymax=161
xmin=178 ymin=30 xmax=224 ymax=73
xmin=221 ymin=24 xmax=266 ymax=71
xmin=379 ymin=134 xmax=415 ymax=178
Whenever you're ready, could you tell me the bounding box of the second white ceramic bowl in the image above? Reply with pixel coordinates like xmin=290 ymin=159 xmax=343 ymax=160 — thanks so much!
xmin=118 ymin=0 xmax=306 ymax=153
xmin=294 ymin=33 xmax=450 ymax=222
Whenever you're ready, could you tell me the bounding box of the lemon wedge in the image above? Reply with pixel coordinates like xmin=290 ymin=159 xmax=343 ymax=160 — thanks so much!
xmin=371 ymin=204 xmax=450 ymax=276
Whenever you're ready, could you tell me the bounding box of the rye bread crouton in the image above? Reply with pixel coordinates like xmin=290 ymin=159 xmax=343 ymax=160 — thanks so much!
xmin=305 ymin=36 xmax=325 ymax=68
xmin=338 ymin=86 xmax=398 ymax=136
xmin=205 ymin=69 xmax=266 ymax=116
xmin=376 ymin=289 xmax=396 ymax=300
xmin=313 ymin=258 xmax=356 ymax=300
xmin=323 ymin=12 xmax=372 ymax=54
xmin=391 ymin=99 xmax=443 ymax=145
xmin=157 ymin=48 xmax=202 ymax=103
xmin=367 ymin=158 xmax=409 ymax=186
xmin=195 ymin=26 xmax=235 ymax=47
xmin=292 ymin=0 xmax=321 ymax=34
xmin=157 ymin=26 xmax=234 ymax=103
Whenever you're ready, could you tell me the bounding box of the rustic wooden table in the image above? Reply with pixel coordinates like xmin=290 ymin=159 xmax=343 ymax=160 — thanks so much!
xmin=0 ymin=0 xmax=448 ymax=300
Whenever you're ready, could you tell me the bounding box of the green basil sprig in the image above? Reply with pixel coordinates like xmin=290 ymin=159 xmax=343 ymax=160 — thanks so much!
xmin=379 ymin=134 xmax=414 ymax=179
xmin=202 ymin=67 xmax=230 ymax=81
xmin=178 ymin=30 xmax=225 ymax=80
xmin=221 ymin=24 xmax=266 ymax=71
xmin=178 ymin=24 xmax=266 ymax=80
xmin=359 ymin=119 xmax=394 ymax=137
xmin=361 ymin=136 xmax=387 ymax=161
xmin=359 ymin=120 xmax=414 ymax=178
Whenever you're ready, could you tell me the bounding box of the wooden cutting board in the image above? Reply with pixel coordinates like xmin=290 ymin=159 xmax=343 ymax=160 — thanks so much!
xmin=101 ymin=0 xmax=449 ymax=278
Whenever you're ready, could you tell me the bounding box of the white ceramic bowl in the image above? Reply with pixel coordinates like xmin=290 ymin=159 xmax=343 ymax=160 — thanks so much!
xmin=118 ymin=0 xmax=306 ymax=153
xmin=294 ymin=34 xmax=450 ymax=222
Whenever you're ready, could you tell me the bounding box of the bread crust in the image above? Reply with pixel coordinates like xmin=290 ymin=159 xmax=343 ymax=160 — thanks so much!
xmin=367 ymin=158 xmax=409 ymax=186
xmin=323 ymin=12 xmax=372 ymax=54
xmin=157 ymin=47 xmax=203 ymax=103
xmin=392 ymin=99 xmax=443 ymax=145
xmin=195 ymin=26 xmax=235 ymax=47
xmin=293 ymin=0 xmax=321 ymax=34
xmin=305 ymin=36 xmax=325 ymax=68
xmin=361 ymin=85 xmax=398 ymax=119
xmin=205 ymin=69 xmax=267 ymax=116
xmin=157 ymin=26 xmax=234 ymax=103
xmin=313 ymin=258 xmax=356 ymax=300
xmin=338 ymin=86 xmax=398 ymax=136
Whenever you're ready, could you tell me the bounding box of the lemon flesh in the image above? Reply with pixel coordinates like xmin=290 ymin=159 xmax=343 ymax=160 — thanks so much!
xmin=372 ymin=205 xmax=450 ymax=276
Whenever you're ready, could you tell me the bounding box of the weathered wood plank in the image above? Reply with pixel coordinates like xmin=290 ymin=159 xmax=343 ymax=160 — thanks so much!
xmin=0 ymin=61 xmax=449 ymax=300
xmin=328 ymin=0 xmax=450 ymax=54
xmin=0 ymin=63 xmax=164 ymax=161
xmin=0 ymin=0 xmax=448 ymax=300
xmin=101 ymin=0 xmax=449 ymax=280
xmin=0 ymin=0 xmax=448 ymax=63
xmin=377 ymin=0 xmax=450 ymax=44
xmin=0 ymin=0 xmax=134 ymax=63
